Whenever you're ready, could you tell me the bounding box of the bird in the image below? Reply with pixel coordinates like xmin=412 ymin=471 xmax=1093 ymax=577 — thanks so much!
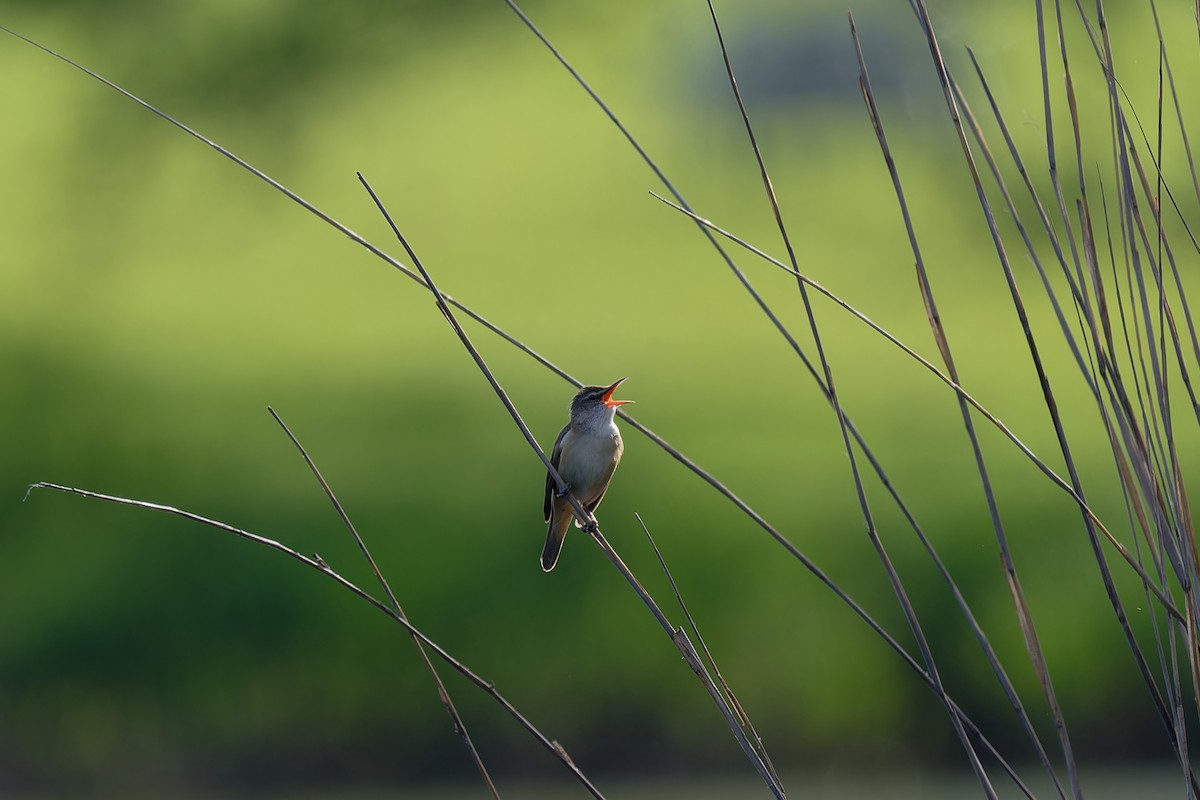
xmin=541 ymin=378 xmax=633 ymax=571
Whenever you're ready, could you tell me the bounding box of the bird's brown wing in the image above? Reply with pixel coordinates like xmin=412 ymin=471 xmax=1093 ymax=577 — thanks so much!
xmin=543 ymin=423 xmax=569 ymax=521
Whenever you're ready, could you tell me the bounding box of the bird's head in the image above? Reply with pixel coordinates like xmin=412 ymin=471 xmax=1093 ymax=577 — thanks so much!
xmin=570 ymin=377 xmax=633 ymax=420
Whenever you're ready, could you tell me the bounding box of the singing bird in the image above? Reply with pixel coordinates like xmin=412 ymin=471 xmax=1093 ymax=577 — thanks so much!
xmin=541 ymin=378 xmax=633 ymax=571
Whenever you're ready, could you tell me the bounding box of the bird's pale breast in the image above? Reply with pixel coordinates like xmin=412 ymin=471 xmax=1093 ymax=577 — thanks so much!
xmin=557 ymin=423 xmax=623 ymax=504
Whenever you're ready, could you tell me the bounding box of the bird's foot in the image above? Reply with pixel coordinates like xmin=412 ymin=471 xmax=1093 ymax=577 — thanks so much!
xmin=554 ymin=482 xmax=573 ymax=499
xmin=582 ymin=518 xmax=598 ymax=534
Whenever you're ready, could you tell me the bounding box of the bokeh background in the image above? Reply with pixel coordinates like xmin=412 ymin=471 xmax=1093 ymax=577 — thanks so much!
xmin=3 ymin=0 xmax=1199 ymax=797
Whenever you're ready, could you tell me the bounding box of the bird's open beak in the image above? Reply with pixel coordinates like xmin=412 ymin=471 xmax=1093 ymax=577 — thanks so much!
xmin=601 ymin=377 xmax=633 ymax=407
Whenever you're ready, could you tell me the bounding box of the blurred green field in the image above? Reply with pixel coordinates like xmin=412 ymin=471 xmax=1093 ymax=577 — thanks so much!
xmin=3 ymin=0 xmax=1199 ymax=795
xmin=4 ymin=764 xmax=1189 ymax=800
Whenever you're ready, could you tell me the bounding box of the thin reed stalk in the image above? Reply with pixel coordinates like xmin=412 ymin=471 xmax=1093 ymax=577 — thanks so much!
xmin=24 ymin=482 xmax=606 ymax=799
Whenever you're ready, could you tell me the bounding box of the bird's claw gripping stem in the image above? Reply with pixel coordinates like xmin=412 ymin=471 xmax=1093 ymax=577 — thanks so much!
xmin=555 ymin=482 xmax=572 ymax=499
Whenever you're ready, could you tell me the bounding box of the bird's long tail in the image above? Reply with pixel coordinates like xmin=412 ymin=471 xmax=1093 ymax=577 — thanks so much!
xmin=541 ymin=503 xmax=573 ymax=572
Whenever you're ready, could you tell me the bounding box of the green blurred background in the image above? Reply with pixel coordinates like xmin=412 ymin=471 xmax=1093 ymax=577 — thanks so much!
xmin=3 ymin=0 xmax=1198 ymax=796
